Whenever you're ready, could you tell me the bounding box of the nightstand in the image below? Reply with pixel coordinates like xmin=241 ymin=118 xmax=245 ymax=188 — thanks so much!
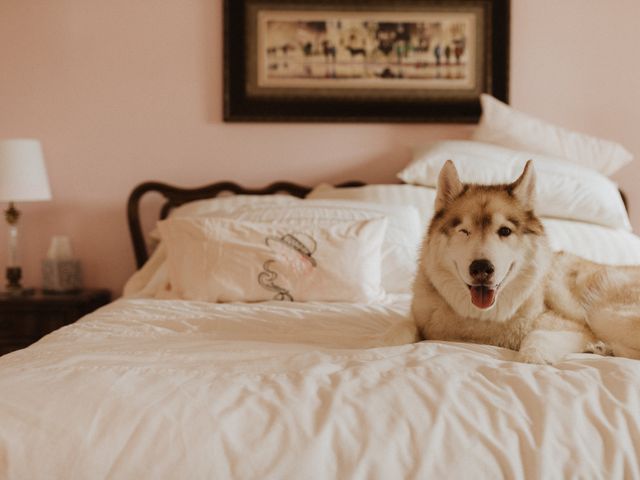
xmin=0 ymin=289 xmax=111 ymax=356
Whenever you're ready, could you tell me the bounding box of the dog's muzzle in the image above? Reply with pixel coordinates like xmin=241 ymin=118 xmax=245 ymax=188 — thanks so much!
xmin=467 ymin=259 xmax=497 ymax=308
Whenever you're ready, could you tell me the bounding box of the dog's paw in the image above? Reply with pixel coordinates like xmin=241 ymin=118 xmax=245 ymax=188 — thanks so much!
xmin=517 ymin=347 xmax=555 ymax=365
xmin=584 ymin=340 xmax=613 ymax=356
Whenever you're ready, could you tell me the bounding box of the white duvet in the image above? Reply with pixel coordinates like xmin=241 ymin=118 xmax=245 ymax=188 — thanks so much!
xmin=1 ymin=296 xmax=639 ymax=479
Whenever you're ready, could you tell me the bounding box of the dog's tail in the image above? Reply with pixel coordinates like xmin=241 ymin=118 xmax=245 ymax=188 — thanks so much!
xmin=581 ymin=267 xmax=640 ymax=359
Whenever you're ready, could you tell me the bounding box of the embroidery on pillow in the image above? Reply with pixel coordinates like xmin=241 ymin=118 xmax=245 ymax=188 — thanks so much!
xmin=258 ymin=232 xmax=318 ymax=301
xmin=258 ymin=260 xmax=294 ymax=301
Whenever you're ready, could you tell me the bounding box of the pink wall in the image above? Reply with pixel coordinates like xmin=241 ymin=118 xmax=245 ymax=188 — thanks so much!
xmin=1 ymin=0 xmax=639 ymax=296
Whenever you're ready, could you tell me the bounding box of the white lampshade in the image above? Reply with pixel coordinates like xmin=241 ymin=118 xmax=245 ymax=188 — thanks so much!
xmin=0 ymin=139 xmax=52 ymax=202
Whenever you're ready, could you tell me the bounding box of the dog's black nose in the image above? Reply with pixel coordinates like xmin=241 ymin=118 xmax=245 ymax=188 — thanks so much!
xmin=469 ymin=259 xmax=495 ymax=281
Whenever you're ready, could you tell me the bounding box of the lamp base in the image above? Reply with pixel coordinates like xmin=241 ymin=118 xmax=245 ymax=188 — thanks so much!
xmin=3 ymin=266 xmax=35 ymax=296
xmin=6 ymin=266 xmax=22 ymax=289
xmin=0 ymin=287 xmax=35 ymax=297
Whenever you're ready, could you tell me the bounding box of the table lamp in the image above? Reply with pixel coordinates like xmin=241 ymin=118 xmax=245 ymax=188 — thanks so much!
xmin=0 ymin=139 xmax=52 ymax=295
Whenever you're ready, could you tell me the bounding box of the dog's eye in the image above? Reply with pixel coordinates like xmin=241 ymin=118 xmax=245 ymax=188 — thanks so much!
xmin=498 ymin=226 xmax=512 ymax=237
xmin=459 ymin=229 xmax=470 ymax=236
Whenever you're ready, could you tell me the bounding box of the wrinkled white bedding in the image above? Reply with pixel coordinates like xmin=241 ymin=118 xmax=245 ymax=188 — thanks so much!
xmin=1 ymin=296 xmax=639 ymax=479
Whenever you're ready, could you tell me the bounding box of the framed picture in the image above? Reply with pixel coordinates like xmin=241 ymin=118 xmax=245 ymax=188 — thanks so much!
xmin=224 ymin=0 xmax=509 ymax=122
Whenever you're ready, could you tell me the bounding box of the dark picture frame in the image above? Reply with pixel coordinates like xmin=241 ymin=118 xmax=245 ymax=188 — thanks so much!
xmin=224 ymin=0 xmax=509 ymax=122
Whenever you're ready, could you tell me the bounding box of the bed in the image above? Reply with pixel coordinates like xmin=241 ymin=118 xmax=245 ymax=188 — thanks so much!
xmin=1 ymin=101 xmax=640 ymax=478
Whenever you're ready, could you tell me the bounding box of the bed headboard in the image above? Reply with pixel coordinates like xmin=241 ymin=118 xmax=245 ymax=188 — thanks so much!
xmin=127 ymin=181 xmax=629 ymax=269
xmin=127 ymin=180 xmax=366 ymax=269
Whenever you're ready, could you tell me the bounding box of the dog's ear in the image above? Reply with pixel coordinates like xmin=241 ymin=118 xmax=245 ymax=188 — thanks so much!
xmin=510 ymin=160 xmax=536 ymax=209
xmin=435 ymin=160 xmax=463 ymax=211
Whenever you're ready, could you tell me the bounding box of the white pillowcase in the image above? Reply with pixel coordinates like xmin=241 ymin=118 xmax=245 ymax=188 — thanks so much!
xmin=398 ymin=140 xmax=631 ymax=231
xmin=166 ymin=194 xmax=299 ymax=217
xmin=149 ymin=194 xmax=299 ymax=239
xmin=543 ymin=218 xmax=640 ymax=266
xmin=472 ymin=94 xmax=633 ymax=176
xmin=307 ymin=183 xmax=437 ymax=232
xmin=158 ymin=217 xmax=387 ymax=303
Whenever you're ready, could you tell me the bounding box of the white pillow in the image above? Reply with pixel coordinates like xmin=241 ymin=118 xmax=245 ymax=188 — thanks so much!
xmin=398 ymin=140 xmax=631 ymax=231
xmin=543 ymin=218 xmax=640 ymax=266
xmin=472 ymin=94 xmax=633 ymax=175
xmin=123 ymin=243 xmax=172 ymax=298
xmin=149 ymin=194 xmax=299 ymax=239
xmin=231 ymin=200 xmax=423 ymax=293
xmin=307 ymin=183 xmax=437 ymax=232
xmin=167 ymin=194 xmax=299 ymax=217
xmin=157 ymin=217 xmax=387 ymax=303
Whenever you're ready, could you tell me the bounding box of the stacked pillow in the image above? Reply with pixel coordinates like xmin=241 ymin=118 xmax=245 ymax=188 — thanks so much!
xmin=397 ymin=95 xmax=633 ymax=231
xmin=472 ymin=94 xmax=633 ymax=176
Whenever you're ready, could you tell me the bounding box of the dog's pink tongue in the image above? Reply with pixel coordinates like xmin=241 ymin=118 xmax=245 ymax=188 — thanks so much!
xmin=470 ymin=286 xmax=496 ymax=309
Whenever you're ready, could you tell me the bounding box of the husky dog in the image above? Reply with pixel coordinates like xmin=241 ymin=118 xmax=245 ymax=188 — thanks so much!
xmin=412 ymin=160 xmax=640 ymax=364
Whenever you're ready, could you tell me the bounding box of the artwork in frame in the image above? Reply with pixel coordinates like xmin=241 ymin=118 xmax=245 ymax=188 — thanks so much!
xmin=224 ymin=0 xmax=509 ymax=122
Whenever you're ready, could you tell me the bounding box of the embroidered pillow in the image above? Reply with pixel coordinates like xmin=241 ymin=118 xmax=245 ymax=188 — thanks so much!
xmin=228 ymin=200 xmax=422 ymax=294
xmin=157 ymin=217 xmax=388 ymax=303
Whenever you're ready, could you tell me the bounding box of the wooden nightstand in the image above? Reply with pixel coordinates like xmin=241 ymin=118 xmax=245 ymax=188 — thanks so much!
xmin=0 ymin=289 xmax=111 ymax=356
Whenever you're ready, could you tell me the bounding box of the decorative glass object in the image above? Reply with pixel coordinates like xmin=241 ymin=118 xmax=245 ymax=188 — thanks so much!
xmin=42 ymin=236 xmax=83 ymax=293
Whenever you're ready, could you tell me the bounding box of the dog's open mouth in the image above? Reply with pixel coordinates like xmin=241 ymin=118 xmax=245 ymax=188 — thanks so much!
xmin=468 ymin=285 xmax=497 ymax=309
